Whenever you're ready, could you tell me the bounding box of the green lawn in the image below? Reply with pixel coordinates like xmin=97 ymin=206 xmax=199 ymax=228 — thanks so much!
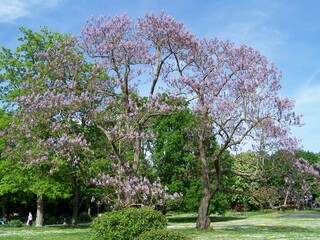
xmin=0 ymin=226 xmax=91 ymax=240
xmin=1 ymin=210 xmax=320 ymax=239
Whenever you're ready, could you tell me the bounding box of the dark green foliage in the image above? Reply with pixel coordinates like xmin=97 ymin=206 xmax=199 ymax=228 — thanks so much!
xmin=150 ymin=109 xmax=235 ymax=214
xmin=149 ymin=110 xmax=201 ymax=212
xmin=44 ymin=216 xmax=58 ymax=225
xmin=180 ymin=179 xmax=201 ymax=212
xmin=178 ymin=178 xmax=231 ymax=214
xmin=90 ymin=207 xmax=167 ymax=240
xmin=136 ymin=229 xmax=190 ymax=240
xmin=7 ymin=219 xmax=23 ymax=227
xmin=151 ymin=110 xmax=199 ymax=184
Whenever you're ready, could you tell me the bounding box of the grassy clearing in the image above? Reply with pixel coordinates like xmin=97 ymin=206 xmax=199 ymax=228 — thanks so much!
xmin=1 ymin=210 xmax=320 ymax=239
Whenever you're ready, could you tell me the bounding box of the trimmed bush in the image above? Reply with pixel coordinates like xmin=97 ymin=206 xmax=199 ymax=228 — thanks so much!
xmin=7 ymin=219 xmax=24 ymax=228
xmin=136 ymin=229 xmax=190 ymax=240
xmin=90 ymin=207 xmax=167 ymax=240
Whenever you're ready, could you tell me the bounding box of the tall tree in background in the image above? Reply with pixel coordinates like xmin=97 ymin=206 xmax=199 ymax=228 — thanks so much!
xmin=150 ymin=109 xmax=198 ymax=184
xmin=149 ymin=109 xmax=200 ymax=211
xmin=0 ymin=27 xmax=67 ymax=109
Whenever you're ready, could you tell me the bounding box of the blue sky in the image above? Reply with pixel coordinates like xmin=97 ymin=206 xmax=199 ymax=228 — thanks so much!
xmin=0 ymin=0 xmax=319 ymax=152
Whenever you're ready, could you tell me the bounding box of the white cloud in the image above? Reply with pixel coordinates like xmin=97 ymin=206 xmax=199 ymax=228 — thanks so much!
xmin=0 ymin=0 xmax=27 ymax=22
xmin=0 ymin=0 xmax=62 ymax=23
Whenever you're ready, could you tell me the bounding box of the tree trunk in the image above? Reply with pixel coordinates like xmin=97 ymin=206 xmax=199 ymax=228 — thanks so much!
xmin=196 ymin=117 xmax=212 ymax=229
xmin=283 ymin=190 xmax=289 ymax=206
xmin=196 ymin=194 xmax=212 ymax=229
xmin=35 ymin=195 xmax=43 ymax=227
xmin=132 ymin=136 xmax=141 ymax=175
xmin=71 ymin=181 xmax=80 ymax=226
xmin=87 ymin=206 xmax=91 ymax=217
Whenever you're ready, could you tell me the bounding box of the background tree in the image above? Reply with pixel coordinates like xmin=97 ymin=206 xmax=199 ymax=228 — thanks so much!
xmin=267 ymin=151 xmax=320 ymax=209
xmin=0 ymin=27 xmax=67 ymax=109
xmin=297 ymin=151 xmax=320 ymax=207
xmin=230 ymin=151 xmax=261 ymax=209
xmin=149 ymin=109 xmax=199 ymax=211
xmin=149 ymin=109 xmax=236 ymax=214
xmin=0 ymin=29 xmax=98 ymax=225
xmin=0 ymin=110 xmax=70 ymax=226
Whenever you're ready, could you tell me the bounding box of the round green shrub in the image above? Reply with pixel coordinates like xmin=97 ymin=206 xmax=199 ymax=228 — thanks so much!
xmin=90 ymin=207 xmax=167 ymax=240
xmin=7 ymin=219 xmax=24 ymax=228
xmin=137 ymin=229 xmax=190 ymax=240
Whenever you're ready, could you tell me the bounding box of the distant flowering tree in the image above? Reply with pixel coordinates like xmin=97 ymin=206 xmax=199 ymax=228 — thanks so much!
xmin=283 ymin=157 xmax=320 ymax=207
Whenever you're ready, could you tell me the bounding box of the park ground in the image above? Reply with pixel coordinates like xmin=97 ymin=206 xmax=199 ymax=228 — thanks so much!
xmin=1 ymin=210 xmax=320 ymax=239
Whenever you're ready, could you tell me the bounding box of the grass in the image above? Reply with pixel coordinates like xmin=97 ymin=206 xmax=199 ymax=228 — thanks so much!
xmin=0 ymin=226 xmax=91 ymax=240
xmin=1 ymin=210 xmax=320 ymax=239
xmin=169 ymin=210 xmax=320 ymax=239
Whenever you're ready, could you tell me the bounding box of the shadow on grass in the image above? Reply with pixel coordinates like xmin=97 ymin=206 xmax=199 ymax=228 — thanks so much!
xmin=167 ymin=216 xmax=244 ymax=223
xmin=223 ymin=225 xmax=310 ymax=234
xmin=279 ymin=213 xmax=320 ymax=218
xmin=45 ymin=224 xmax=91 ymax=229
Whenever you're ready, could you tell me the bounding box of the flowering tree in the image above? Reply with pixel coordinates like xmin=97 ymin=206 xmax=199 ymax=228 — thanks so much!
xmin=75 ymin=13 xmax=301 ymax=228
xmin=0 ymin=28 xmax=83 ymax=226
xmin=286 ymin=157 xmax=320 ymax=207
xmin=2 ymin=33 xmax=97 ymax=225
xmin=168 ymin=38 xmax=302 ymax=228
xmin=266 ymin=151 xmax=320 ymax=209
xmin=78 ymin=13 xmax=192 ymax=205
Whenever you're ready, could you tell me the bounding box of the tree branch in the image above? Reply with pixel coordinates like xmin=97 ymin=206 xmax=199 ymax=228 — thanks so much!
xmin=220 ymin=187 xmax=261 ymax=202
xmin=220 ymin=167 xmax=261 ymax=181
